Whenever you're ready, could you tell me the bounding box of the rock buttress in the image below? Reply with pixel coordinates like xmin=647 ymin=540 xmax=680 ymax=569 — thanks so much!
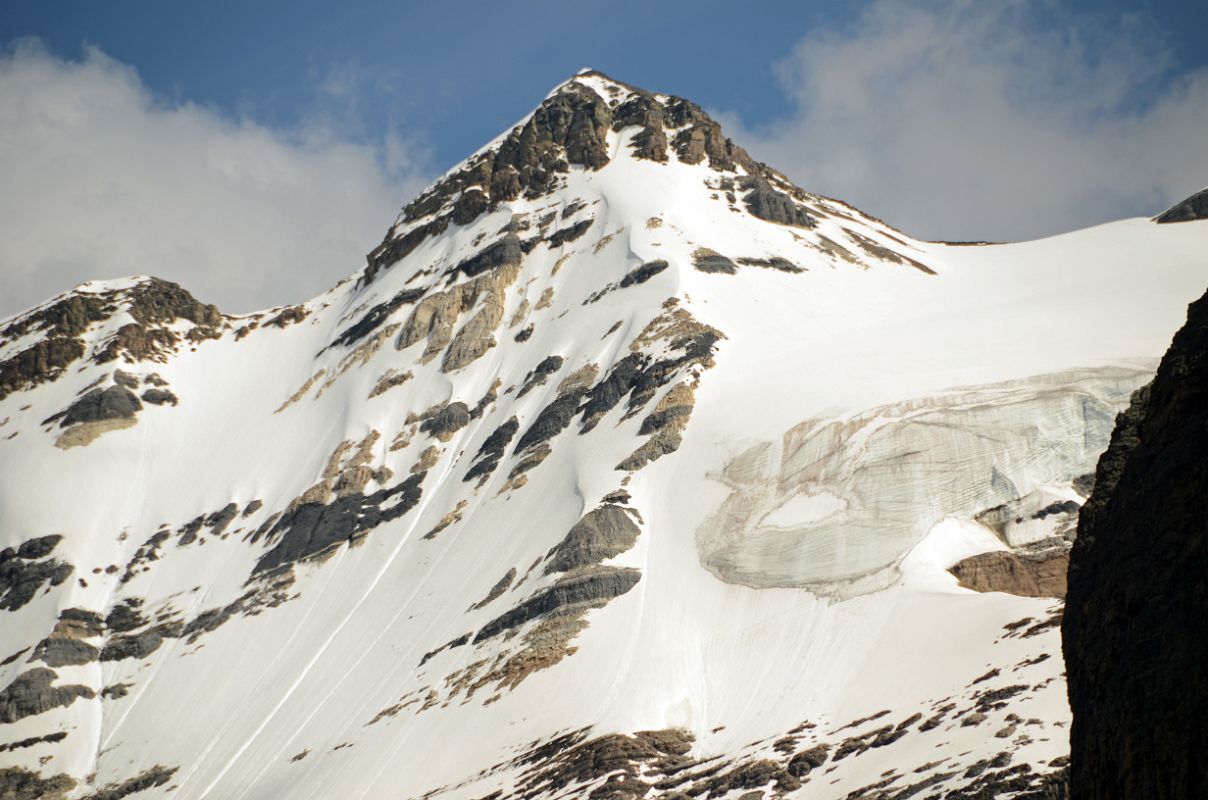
xmin=1064 ymin=288 xmax=1208 ymax=799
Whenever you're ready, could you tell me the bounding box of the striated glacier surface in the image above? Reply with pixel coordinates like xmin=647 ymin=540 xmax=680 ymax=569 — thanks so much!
xmin=697 ymin=365 xmax=1153 ymax=594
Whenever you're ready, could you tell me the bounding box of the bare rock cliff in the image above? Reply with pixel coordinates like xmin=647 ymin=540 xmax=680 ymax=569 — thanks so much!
xmin=1064 ymin=287 xmax=1208 ymax=799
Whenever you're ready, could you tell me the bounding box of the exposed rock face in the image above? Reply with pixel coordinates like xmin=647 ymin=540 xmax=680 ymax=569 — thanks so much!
xmin=0 ymin=277 xmax=221 ymax=405
xmin=514 ymin=386 xmax=589 ymax=454
xmin=489 ymin=704 xmax=1071 ymax=800
xmin=80 ymin=765 xmax=177 ymax=800
xmin=0 ymin=535 xmax=73 ymax=611
xmin=0 ymin=767 xmax=76 ymax=800
xmin=580 ymin=307 xmax=720 ymax=436
xmin=692 ymin=248 xmax=738 ymax=275
xmin=329 ymin=287 xmax=423 ymax=350
xmin=474 ymin=566 xmax=641 ymax=644
xmin=508 ymin=728 xmax=696 ymax=800
xmin=464 ymin=416 xmax=519 ymax=483
xmin=736 ymin=255 xmax=802 ymax=273
xmin=0 ymin=294 xmax=109 ymax=401
xmin=93 ymin=278 xmax=222 ymax=363
xmin=451 ymin=235 xmax=523 ymax=280
xmin=845 ymin=229 xmax=936 ymax=275
xmin=1064 ymin=289 xmax=1208 ymax=800
xmin=949 ymin=545 xmax=1069 ymax=598
xmin=787 ymin=744 xmax=829 ymax=777
xmin=419 ymin=402 xmax=471 ymax=441
xmin=99 ymin=621 xmax=182 ymax=662
xmin=0 ymin=734 xmax=69 ymax=750
xmin=104 ymin=599 xmax=148 ymax=633
xmin=0 ymin=337 xmax=86 ymax=403
xmin=48 ymin=385 xmax=142 ymax=427
xmin=544 ymin=504 xmax=640 ymax=574
xmin=618 ymin=259 xmax=669 ymax=288
xmin=31 ymin=609 xmax=102 ymax=667
xmin=517 ymin=356 xmax=564 ymax=398
xmin=140 ymin=388 xmax=177 ymax=406
xmin=0 ymin=668 xmax=95 ymax=723
xmin=368 ymin=367 xmax=412 ymax=399
xmin=470 ymin=568 xmax=516 ymax=611
xmin=428 ymin=501 xmax=646 ymax=699
xmin=265 ymin=304 xmax=309 ymax=328
xmin=255 ymin=471 xmax=425 ymax=575
xmin=740 ymin=176 xmax=816 ymax=228
xmin=395 ymin=251 xmax=522 ymax=372
xmin=617 ymin=382 xmax=696 ymax=471
xmin=1155 ymin=186 xmax=1208 ymax=223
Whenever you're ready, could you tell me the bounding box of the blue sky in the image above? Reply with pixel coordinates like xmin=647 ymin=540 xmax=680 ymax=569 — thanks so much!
xmin=6 ymin=0 xmax=1205 ymax=172
xmin=1 ymin=0 xmax=1206 ymax=315
xmin=1 ymin=1 xmax=857 ymax=167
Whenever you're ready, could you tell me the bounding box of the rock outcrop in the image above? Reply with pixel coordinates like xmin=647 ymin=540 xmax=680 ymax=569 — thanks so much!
xmin=1064 ymin=288 xmax=1208 ymax=799
xmin=0 ymin=535 xmax=73 ymax=611
xmin=949 ymin=545 xmax=1069 ymax=598
xmin=0 ymin=668 xmax=95 ymax=723
xmin=1155 ymin=186 xmax=1208 ymax=223
xmin=0 ymin=277 xmax=220 ymax=405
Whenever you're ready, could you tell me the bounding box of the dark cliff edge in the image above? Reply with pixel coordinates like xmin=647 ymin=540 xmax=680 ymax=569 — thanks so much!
xmin=1064 ymin=287 xmax=1208 ymax=799
xmin=1155 ymin=187 xmax=1208 ymax=223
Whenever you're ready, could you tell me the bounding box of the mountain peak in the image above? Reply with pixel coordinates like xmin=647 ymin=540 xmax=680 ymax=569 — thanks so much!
xmin=361 ymin=71 xmax=860 ymax=285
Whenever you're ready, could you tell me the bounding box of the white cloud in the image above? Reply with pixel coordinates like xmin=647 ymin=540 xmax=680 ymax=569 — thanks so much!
xmin=720 ymin=0 xmax=1208 ymax=242
xmin=0 ymin=41 xmax=430 ymax=318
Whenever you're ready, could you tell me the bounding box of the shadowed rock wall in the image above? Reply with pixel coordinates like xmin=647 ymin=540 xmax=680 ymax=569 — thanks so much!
xmin=1064 ymin=288 xmax=1208 ymax=799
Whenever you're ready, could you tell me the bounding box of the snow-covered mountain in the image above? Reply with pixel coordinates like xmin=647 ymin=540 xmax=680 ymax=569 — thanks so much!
xmin=1 ymin=70 xmax=1205 ymax=800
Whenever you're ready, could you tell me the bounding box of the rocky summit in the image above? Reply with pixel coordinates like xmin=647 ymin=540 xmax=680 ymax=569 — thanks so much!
xmin=0 ymin=69 xmax=1206 ymax=799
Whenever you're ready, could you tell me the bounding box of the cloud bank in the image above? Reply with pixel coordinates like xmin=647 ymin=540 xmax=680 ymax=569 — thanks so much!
xmin=721 ymin=0 xmax=1208 ymax=242
xmin=0 ymin=41 xmax=429 ymax=319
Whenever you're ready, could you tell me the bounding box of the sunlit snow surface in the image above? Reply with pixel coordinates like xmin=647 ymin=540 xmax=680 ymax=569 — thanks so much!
xmin=1 ymin=72 xmax=1206 ymax=798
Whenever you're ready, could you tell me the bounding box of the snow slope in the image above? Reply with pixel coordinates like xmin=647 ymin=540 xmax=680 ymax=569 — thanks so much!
xmin=1 ymin=70 xmax=1205 ymax=800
